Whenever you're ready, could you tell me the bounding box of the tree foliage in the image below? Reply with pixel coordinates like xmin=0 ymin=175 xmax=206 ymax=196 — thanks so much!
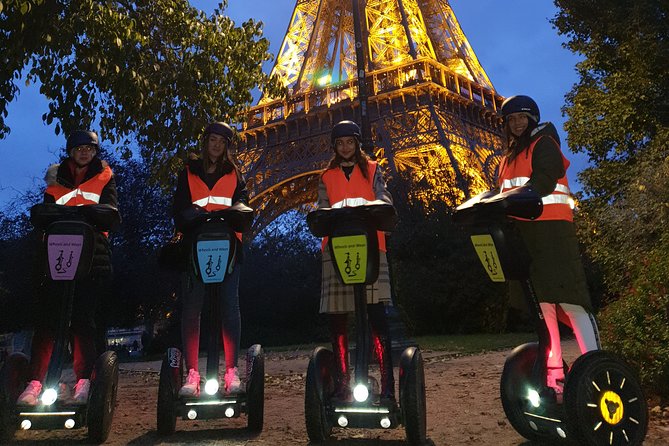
xmin=0 ymin=0 xmax=282 ymax=180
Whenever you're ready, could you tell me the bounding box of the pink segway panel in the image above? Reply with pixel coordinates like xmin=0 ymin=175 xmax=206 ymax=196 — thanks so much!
xmin=47 ymin=234 xmax=85 ymax=280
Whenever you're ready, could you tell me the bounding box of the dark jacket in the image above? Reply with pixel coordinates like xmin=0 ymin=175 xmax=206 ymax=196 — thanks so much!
xmin=44 ymin=157 xmax=118 ymax=277
xmin=506 ymin=122 xmax=593 ymax=312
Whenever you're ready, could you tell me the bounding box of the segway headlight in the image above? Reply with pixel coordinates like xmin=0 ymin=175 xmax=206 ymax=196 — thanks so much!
xmin=41 ymin=387 xmax=58 ymax=406
xmin=353 ymin=383 xmax=369 ymax=402
xmin=527 ymin=388 xmax=541 ymax=408
xmin=204 ymin=379 xmax=219 ymax=395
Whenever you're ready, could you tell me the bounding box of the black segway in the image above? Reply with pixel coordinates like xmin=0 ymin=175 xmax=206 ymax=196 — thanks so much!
xmin=453 ymin=187 xmax=648 ymax=445
xmin=157 ymin=203 xmax=264 ymax=434
xmin=305 ymin=202 xmax=427 ymax=445
xmin=0 ymin=203 xmax=121 ymax=443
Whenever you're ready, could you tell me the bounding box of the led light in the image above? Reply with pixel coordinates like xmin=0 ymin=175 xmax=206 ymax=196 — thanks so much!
xmin=20 ymin=419 xmax=31 ymax=430
xmin=64 ymin=418 xmax=75 ymax=429
xmin=527 ymin=389 xmax=541 ymax=408
xmin=204 ymin=379 xmax=219 ymax=395
xmin=353 ymin=384 xmax=369 ymax=402
xmin=380 ymin=416 xmax=391 ymax=428
xmin=41 ymin=388 xmax=58 ymax=406
xmin=337 ymin=415 xmax=348 ymax=427
xmin=187 ymin=409 xmax=197 ymax=420
xmin=225 ymin=407 xmax=235 ymax=418
xmin=556 ymin=427 xmax=567 ymax=438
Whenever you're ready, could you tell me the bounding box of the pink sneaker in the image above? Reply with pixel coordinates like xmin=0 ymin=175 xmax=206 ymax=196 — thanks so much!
xmin=17 ymin=380 xmax=42 ymax=406
xmin=547 ymin=367 xmax=565 ymax=395
xmin=224 ymin=367 xmax=241 ymax=394
xmin=179 ymin=369 xmax=200 ymax=397
xmin=72 ymin=379 xmax=91 ymax=404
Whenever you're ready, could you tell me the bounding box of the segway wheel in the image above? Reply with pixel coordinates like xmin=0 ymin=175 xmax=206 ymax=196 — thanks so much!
xmin=87 ymin=351 xmax=119 ymax=444
xmin=246 ymin=344 xmax=264 ymax=432
xmin=500 ymin=342 xmax=554 ymax=442
xmin=0 ymin=352 xmax=29 ymax=443
xmin=563 ymin=350 xmax=648 ymax=446
xmin=399 ymin=347 xmax=427 ymax=446
xmin=157 ymin=348 xmax=183 ymax=435
xmin=305 ymin=347 xmax=334 ymax=442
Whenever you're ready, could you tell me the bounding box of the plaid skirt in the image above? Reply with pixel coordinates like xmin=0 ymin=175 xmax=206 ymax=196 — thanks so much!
xmin=319 ymin=249 xmax=393 ymax=314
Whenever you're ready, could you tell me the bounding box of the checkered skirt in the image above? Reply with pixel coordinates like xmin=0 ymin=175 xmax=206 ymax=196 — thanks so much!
xmin=319 ymin=249 xmax=393 ymax=314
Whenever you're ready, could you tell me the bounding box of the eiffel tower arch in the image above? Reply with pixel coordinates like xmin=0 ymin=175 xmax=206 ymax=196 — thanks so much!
xmin=238 ymin=0 xmax=504 ymax=233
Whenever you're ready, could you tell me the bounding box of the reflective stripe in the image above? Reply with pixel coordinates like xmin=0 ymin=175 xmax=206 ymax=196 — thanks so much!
xmin=54 ymin=189 xmax=101 ymax=205
xmin=501 ymin=177 xmax=571 ymax=195
xmin=192 ymin=195 xmax=232 ymax=208
xmin=542 ymin=194 xmax=572 ymax=205
xmin=331 ymin=197 xmax=370 ymax=208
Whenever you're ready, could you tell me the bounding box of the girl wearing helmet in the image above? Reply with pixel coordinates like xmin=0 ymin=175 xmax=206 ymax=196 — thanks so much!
xmin=317 ymin=120 xmax=395 ymax=401
xmin=172 ymin=122 xmax=248 ymax=397
xmin=498 ymin=96 xmax=600 ymax=395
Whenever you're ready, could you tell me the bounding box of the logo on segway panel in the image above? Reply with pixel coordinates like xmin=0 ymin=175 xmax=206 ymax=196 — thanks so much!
xmin=168 ymin=348 xmax=181 ymax=369
xmin=331 ymin=235 xmax=367 ymax=284
xmin=470 ymin=235 xmax=505 ymax=282
xmin=599 ymin=390 xmax=624 ymax=425
xmin=196 ymin=240 xmax=230 ymax=283
xmin=47 ymin=234 xmax=85 ymax=280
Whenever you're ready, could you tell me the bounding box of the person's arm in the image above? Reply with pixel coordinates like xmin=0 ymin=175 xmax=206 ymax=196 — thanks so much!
xmin=527 ymin=136 xmax=565 ymax=197
xmin=99 ymin=175 xmax=118 ymax=208
xmin=317 ymin=176 xmax=330 ymax=209
xmin=172 ymin=169 xmax=191 ymax=231
xmin=372 ymin=165 xmax=393 ymax=205
xmin=231 ymin=174 xmax=250 ymax=205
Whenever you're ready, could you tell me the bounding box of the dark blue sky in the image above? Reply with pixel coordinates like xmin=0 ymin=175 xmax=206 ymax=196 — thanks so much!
xmin=0 ymin=1 xmax=585 ymax=207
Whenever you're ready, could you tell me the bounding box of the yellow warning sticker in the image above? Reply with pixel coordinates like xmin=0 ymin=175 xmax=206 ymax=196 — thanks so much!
xmin=470 ymin=234 xmax=505 ymax=282
xmin=331 ymin=235 xmax=367 ymax=285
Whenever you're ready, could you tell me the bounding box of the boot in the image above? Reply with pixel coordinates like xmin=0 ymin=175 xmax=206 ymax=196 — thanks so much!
xmin=330 ymin=315 xmax=351 ymax=401
xmin=373 ymin=332 xmax=395 ymax=401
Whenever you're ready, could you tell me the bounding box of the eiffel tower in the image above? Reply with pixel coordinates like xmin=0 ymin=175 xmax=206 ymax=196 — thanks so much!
xmin=238 ymin=0 xmax=504 ymax=232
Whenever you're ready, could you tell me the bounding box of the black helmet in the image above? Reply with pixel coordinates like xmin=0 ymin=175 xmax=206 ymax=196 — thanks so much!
xmin=331 ymin=120 xmax=361 ymax=145
xmin=66 ymin=130 xmax=98 ymax=151
xmin=501 ymin=95 xmax=540 ymax=123
xmin=204 ymin=122 xmax=234 ymax=141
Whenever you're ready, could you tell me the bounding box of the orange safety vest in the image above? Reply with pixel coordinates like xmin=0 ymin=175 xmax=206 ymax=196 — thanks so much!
xmin=45 ymin=165 xmax=113 ymax=206
xmin=186 ymin=166 xmax=242 ymax=241
xmin=497 ymin=136 xmax=573 ymax=222
xmin=321 ymin=161 xmax=387 ymax=252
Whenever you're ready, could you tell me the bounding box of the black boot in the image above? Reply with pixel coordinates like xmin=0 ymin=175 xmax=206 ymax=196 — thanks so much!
xmin=373 ymin=332 xmax=395 ymax=400
xmin=329 ymin=314 xmax=351 ymax=401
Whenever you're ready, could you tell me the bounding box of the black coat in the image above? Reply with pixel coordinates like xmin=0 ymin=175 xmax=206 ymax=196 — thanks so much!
xmin=44 ymin=157 xmax=118 ymax=277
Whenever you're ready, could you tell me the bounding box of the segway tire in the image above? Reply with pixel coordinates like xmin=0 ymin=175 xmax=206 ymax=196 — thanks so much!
xmin=157 ymin=348 xmax=182 ymax=435
xmin=87 ymin=351 xmax=119 ymax=444
xmin=563 ymin=350 xmax=648 ymax=446
xmin=246 ymin=344 xmax=264 ymax=432
xmin=399 ymin=347 xmax=427 ymax=446
xmin=500 ymin=342 xmax=554 ymax=442
xmin=305 ymin=347 xmax=334 ymax=442
xmin=0 ymin=352 xmax=29 ymax=443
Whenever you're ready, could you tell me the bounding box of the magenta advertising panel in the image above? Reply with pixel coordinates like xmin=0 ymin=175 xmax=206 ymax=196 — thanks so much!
xmin=47 ymin=234 xmax=84 ymax=280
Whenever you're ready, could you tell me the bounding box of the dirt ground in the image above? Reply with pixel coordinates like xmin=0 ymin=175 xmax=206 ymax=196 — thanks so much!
xmin=8 ymin=344 xmax=669 ymax=445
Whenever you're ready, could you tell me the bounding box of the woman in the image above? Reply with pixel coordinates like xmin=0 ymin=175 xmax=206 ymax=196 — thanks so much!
xmin=172 ymin=122 xmax=248 ymax=397
xmin=317 ymin=120 xmax=395 ymax=401
xmin=498 ymin=95 xmax=600 ymax=394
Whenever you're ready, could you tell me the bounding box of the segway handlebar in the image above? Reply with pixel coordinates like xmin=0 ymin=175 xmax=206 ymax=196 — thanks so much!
xmin=30 ymin=203 xmax=121 ymax=231
xmin=306 ymin=201 xmax=396 ymax=238
xmin=178 ymin=202 xmax=254 ymax=233
xmin=452 ymin=186 xmax=543 ymax=225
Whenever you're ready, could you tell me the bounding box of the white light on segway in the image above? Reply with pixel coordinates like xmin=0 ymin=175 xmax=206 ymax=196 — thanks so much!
xmin=204 ymin=379 xmax=219 ymax=395
xmin=337 ymin=415 xmax=348 ymax=427
xmin=64 ymin=418 xmax=75 ymax=429
xmin=556 ymin=427 xmax=567 ymax=438
xmin=187 ymin=409 xmax=197 ymax=420
xmin=20 ymin=419 xmax=31 ymax=430
xmin=41 ymin=388 xmax=58 ymax=406
xmin=353 ymin=384 xmax=369 ymax=402
xmin=225 ymin=407 xmax=235 ymax=418
xmin=527 ymin=389 xmax=541 ymax=408
xmin=380 ymin=416 xmax=391 ymax=428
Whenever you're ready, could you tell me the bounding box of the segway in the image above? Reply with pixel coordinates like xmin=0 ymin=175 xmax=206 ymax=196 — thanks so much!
xmin=305 ymin=202 xmax=427 ymax=445
xmin=453 ymin=187 xmax=648 ymax=445
xmin=157 ymin=203 xmax=264 ymax=434
xmin=0 ymin=203 xmax=121 ymax=443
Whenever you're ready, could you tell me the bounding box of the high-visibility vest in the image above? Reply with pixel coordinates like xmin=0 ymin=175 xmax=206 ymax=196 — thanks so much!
xmin=45 ymin=165 xmax=113 ymax=206
xmin=321 ymin=161 xmax=387 ymax=252
xmin=186 ymin=166 xmax=242 ymax=241
xmin=497 ymin=136 xmax=573 ymax=222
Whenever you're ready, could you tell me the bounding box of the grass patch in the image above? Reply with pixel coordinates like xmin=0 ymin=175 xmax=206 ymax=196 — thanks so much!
xmin=414 ymin=332 xmax=536 ymax=354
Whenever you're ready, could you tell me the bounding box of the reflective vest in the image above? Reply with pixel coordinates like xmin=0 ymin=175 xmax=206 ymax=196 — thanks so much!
xmin=321 ymin=161 xmax=387 ymax=251
xmin=497 ymin=136 xmax=573 ymax=222
xmin=186 ymin=166 xmax=242 ymax=241
xmin=45 ymin=165 xmax=113 ymax=206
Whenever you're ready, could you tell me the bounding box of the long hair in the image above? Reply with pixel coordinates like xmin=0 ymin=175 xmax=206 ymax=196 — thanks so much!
xmin=503 ymin=118 xmax=538 ymax=162
xmin=200 ymin=134 xmax=242 ymax=181
xmin=323 ymin=139 xmax=371 ymax=180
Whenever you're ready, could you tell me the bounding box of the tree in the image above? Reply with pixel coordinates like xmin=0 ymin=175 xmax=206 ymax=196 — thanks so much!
xmin=0 ymin=0 xmax=282 ymax=180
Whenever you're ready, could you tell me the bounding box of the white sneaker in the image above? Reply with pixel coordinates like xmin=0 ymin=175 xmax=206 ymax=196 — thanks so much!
xmin=17 ymin=380 xmax=42 ymax=405
xmin=72 ymin=379 xmax=91 ymax=404
xmin=179 ymin=369 xmax=201 ymax=397
xmin=224 ymin=367 xmax=241 ymax=394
